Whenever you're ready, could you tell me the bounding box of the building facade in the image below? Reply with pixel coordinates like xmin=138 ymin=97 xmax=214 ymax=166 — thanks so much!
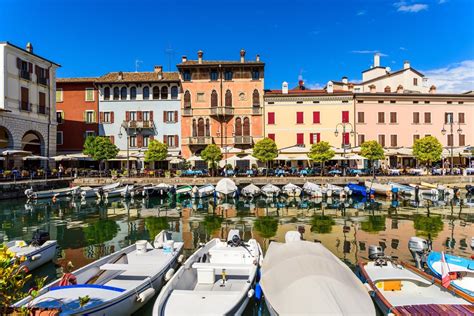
xmin=0 ymin=41 xmax=60 ymax=167
xmin=56 ymin=78 xmax=98 ymax=153
xmin=177 ymin=50 xmax=265 ymax=159
xmin=96 ymin=67 xmax=181 ymax=160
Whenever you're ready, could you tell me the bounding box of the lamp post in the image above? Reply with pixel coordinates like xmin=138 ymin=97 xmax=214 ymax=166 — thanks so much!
xmin=441 ymin=117 xmax=462 ymax=175
xmin=334 ymin=122 xmax=355 ymax=176
xmin=118 ymin=122 xmax=131 ymax=177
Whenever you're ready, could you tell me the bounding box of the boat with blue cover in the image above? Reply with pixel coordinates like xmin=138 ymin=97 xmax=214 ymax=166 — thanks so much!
xmin=427 ymin=251 xmax=474 ymax=298
xmin=347 ymin=183 xmax=373 ymax=197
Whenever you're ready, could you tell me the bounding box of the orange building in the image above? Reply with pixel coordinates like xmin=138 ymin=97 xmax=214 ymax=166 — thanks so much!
xmin=177 ymin=50 xmax=265 ymax=160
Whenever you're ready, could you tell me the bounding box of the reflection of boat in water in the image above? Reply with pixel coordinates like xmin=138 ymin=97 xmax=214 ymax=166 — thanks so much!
xmin=261 ymin=184 xmax=280 ymax=198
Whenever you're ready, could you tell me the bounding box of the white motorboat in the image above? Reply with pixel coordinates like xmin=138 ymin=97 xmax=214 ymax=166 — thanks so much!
xmin=215 ymin=178 xmax=238 ymax=199
xmin=325 ymin=183 xmax=351 ymax=197
xmin=420 ymin=182 xmax=454 ymax=197
xmin=81 ymin=182 xmax=121 ymax=199
xmin=152 ymin=230 xmax=262 ymax=316
xmin=261 ymin=183 xmax=280 ymax=197
xmin=281 ymin=183 xmax=302 ymax=197
xmin=102 ymin=185 xmax=133 ymax=199
xmin=143 ymin=183 xmax=171 ymax=197
xmin=359 ymin=254 xmax=473 ymax=314
xmin=388 ymin=182 xmax=416 ymax=197
xmin=193 ymin=184 xmax=215 ymax=198
xmin=6 ymin=231 xmax=57 ymax=272
xmin=261 ymin=231 xmax=375 ymax=315
xmin=25 ymin=186 xmax=80 ymax=200
xmin=365 ymin=180 xmax=392 ymax=197
xmin=302 ymin=181 xmax=324 ymax=198
xmin=15 ymin=231 xmax=184 ymax=315
xmin=409 ymin=183 xmax=439 ymax=196
xmin=241 ymin=183 xmax=261 ymax=198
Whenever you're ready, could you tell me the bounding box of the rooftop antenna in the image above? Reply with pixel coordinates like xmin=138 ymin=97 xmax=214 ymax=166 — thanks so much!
xmin=165 ymin=45 xmax=176 ymax=71
xmin=135 ymin=59 xmax=143 ymax=72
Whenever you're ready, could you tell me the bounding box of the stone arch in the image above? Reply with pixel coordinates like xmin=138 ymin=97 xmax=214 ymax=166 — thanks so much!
xmin=0 ymin=126 xmax=14 ymax=150
xmin=21 ymin=130 xmax=44 ymax=155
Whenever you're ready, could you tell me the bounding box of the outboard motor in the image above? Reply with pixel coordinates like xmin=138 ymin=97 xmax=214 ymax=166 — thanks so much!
xmin=368 ymin=245 xmax=384 ymax=260
xmin=31 ymin=230 xmax=50 ymax=246
xmin=408 ymin=237 xmax=430 ymax=269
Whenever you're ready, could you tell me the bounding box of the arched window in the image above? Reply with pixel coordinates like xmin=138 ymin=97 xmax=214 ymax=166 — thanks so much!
xmin=113 ymin=87 xmax=119 ymax=100
xmin=171 ymin=86 xmax=178 ymax=99
xmin=384 ymin=86 xmax=391 ymax=93
xmin=225 ymin=90 xmax=232 ymax=107
xmin=120 ymin=87 xmax=127 ymax=100
xmin=104 ymin=87 xmax=110 ymax=100
xmin=184 ymin=91 xmax=191 ymax=108
xmin=161 ymin=86 xmax=168 ymax=99
xmin=252 ymin=89 xmax=260 ymax=107
xmin=211 ymin=90 xmax=218 ymax=107
xmin=130 ymin=87 xmax=137 ymax=100
xmin=243 ymin=117 xmax=250 ymax=136
xmin=205 ymin=119 xmax=210 ymax=136
xmin=197 ymin=118 xmax=205 ymax=137
xmin=192 ymin=119 xmax=197 ymax=137
xmin=143 ymin=86 xmax=150 ymax=99
xmin=235 ymin=117 xmax=242 ymax=136
xmin=153 ymin=86 xmax=160 ymax=99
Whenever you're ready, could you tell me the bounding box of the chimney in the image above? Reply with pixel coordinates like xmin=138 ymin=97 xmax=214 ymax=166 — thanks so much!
xmin=342 ymin=76 xmax=348 ymax=84
xmin=403 ymin=60 xmax=410 ymax=69
xmin=240 ymin=49 xmax=246 ymax=63
xmin=348 ymin=83 xmax=354 ymax=92
xmin=118 ymin=71 xmax=123 ymax=80
xmin=374 ymin=53 xmax=380 ymax=67
xmin=429 ymin=85 xmax=437 ymax=94
xmin=26 ymin=42 xmax=33 ymax=53
xmin=327 ymin=81 xmax=334 ymax=93
xmin=397 ymin=85 xmax=404 ymax=93
xmin=154 ymin=65 xmax=163 ymax=73
xmin=298 ymin=80 xmax=305 ymax=90
xmin=282 ymin=81 xmax=288 ymax=94
xmin=369 ymin=84 xmax=376 ymax=93
xmin=181 ymin=55 xmax=187 ymax=63
xmin=256 ymin=54 xmax=260 ymax=62
xmin=197 ymin=50 xmax=203 ymax=64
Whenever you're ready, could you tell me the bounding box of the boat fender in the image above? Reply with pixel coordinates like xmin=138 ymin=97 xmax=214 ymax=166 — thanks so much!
xmin=254 ymin=283 xmax=262 ymax=301
xmin=164 ymin=268 xmax=175 ymax=282
xmin=137 ymin=287 xmax=155 ymax=302
xmin=177 ymin=254 xmax=185 ymax=264
xmin=247 ymin=288 xmax=254 ymax=298
xmin=201 ymin=254 xmax=207 ymax=263
xmin=31 ymin=254 xmax=42 ymax=261
xmin=326 ymin=189 xmax=332 ymax=197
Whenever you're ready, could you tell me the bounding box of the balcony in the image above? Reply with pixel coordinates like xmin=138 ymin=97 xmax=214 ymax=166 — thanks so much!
xmin=210 ymin=107 xmax=234 ymax=117
xmin=188 ymin=136 xmax=213 ymax=145
xmin=37 ymin=77 xmax=48 ymax=86
xmin=183 ymin=108 xmax=193 ymax=116
xmin=123 ymin=120 xmax=154 ymax=129
xmin=20 ymin=70 xmax=30 ymax=81
xmin=234 ymin=136 xmax=253 ymax=145
xmin=19 ymin=101 xmax=31 ymax=112
xmin=252 ymin=107 xmax=262 ymax=115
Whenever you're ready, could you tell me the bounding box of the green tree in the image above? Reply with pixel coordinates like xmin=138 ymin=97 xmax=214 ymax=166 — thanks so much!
xmin=413 ymin=215 xmax=444 ymax=239
xmin=413 ymin=136 xmax=442 ymax=167
xmin=361 ymin=140 xmax=385 ymax=178
xmin=145 ymin=217 xmax=169 ymax=238
xmin=307 ymin=141 xmax=335 ymax=175
xmin=83 ymin=219 xmax=119 ymax=245
xmin=252 ymin=138 xmax=278 ymax=176
xmin=82 ymin=135 xmax=96 ymax=156
xmin=83 ymin=136 xmax=119 ymax=171
xmin=145 ymin=140 xmax=168 ymax=164
xmin=202 ymin=215 xmax=223 ymax=236
xmin=201 ymin=144 xmax=223 ymax=176
xmin=310 ymin=215 xmax=335 ymax=234
xmin=361 ymin=215 xmax=386 ymax=234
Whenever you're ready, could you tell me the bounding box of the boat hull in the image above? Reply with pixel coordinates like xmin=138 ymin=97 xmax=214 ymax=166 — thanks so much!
xmin=8 ymin=240 xmax=57 ymax=272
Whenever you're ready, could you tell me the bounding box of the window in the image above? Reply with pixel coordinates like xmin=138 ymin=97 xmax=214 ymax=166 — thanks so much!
xmin=85 ymin=131 xmax=96 ymax=138
xmin=413 ymin=101 xmax=419 ymax=104
xmin=166 ymin=135 xmax=178 ymax=148
xmin=85 ymin=88 xmax=94 ymax=101
xmin=56 ymin=111 xmax=64 ymax=124
xmin=268 ymin=112 xmax=275 ymax=124
xmin=102 ymin=111 xmax=113 ymax=123
xmin=225 ymin=90 xmax=232 ymax=107
xmin=268 ymin=133 xmax=275 ymax=141
xmin=313 ymin=111 xmax=321 ymax=124
xmin=165 ymin=111 xmax=176 ymax=123
xmin=38 ymin=92 xmax=46 ymax=114
xmin=424 ymin=112 xmax=431 ymax=123
xmin=171 ymin=86 xmax=178 ymax=99
xmin=252 ymin=90 xmax=260 ymax=107
xmin=129 ymin=111 xmax=137 ymax=121
xmin=129 ymin=136 xmax=137 ymax=147
xmin=113 ymin=87 xmax=119 ymax=100
xmin=413 ymin=78 xmax=418 ymax=86
xmin=56 ymin=131 xmax=63 ymax=145
xmin=378 ymin=100 xmax=384 ymax=104
xmin=390 ymin=100 xmax=396 ymax=104
xmin=384 ymin=86 xmax=391 ymax=93
xmin=310 ymin=133 xmax=320 ymax=144
xmin=296 ymin=133 xmax=304 ymax=145
xmin=358 ymin=134 xmax=365 ymax=146
xmin=357 ymin=112 xmax=364 ymax=123
xmin=197 ymin=93 xmax=205 ymax=102
xmin=458 ymin=113 xmax=465 ymax=124
xmin=447 ymin=101 xmax=452 ymax=104
xmin=424 ymin=101 xmax=430 ymax=104
xmin=120 ymin=87 xmax=127 ymax=100
xmin=85 ymin=111 xmax=95 ymax=123
xmin=103 ymin=87 xmax=110 ymax=100
xmin=378 ymin=135 xmax=385 ymax=147
xmin=296 ymin=112 xmax=304 ymax=124
xmin=447 ymin=134 xmax=453 ymax=146
xmin=413 ymin=134 xmax=420 ymax=144
xmin=252 ymin=69 xmax=260 ymax=80
xmin=20 ymin=87 xmax=29 ymax=111
xmin=153 ymin=86 xmax=160 ymax=99
xmin=390 ymin=135 xmax=397 ymax=147
xmin=143 ymin=86 xmax=150 ymax=100
xmin=413 ymin=112 xmax=420 ymax=124
xmin=378 ymin=112 xmax=385 ymax=123
xmin=130 ymin=87 xmax=137 ymax=100
xmin=211 ymin=90 xmax=218 ymax=107
xmin=243 ymin=117 xmax=250 ymax=136
xmin=343 ymin=132 xmax=350 ymax=146
xmin=210 ymin=70 xmax=218 ymax=81
xmin=342 ymin=111 xmax=349 ymax=123
xmin=184 ymin=91 xmax=191 ymax=108
xmin=235 ymin=117 xmax=242 ymax=136
xmin=183 ymin=70 xmax=191 ymax=81
xmin=56 ymin=88 xmax=63 ymax=102
xmin=142 ymin=111 xmax=150 ymax=121
xmin=445 ymin=112 xmax=453 ymax=124
xmin=459 ymin=134 xmax=465 ymax=146
xmin=161 ymin=86 xmax=168 ymax=99
xmin=390 ymin=112 xmax=397 ymax=123
xmin=224 ymin=71 xmax=233 ymax=81
xmin=143 ymin=136 xmax=150 ymax=148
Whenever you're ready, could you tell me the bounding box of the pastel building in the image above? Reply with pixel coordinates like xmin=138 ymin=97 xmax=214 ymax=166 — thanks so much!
xmin=0 ymin=41 xmax=60 ymax=167
xmin=177 ymin=50 xmax=265 ymax=160
xmin=96 ymin=67 xmax=181 ymax=167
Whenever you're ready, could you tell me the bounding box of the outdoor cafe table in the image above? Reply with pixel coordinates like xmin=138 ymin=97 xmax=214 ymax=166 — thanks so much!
xmin=328 ymin=170 xmax=342 ymax=176
xmin=409 ymin=168 xmax=424 ymax=175
xmin=388 ymin=169 xmax=401 ymax=176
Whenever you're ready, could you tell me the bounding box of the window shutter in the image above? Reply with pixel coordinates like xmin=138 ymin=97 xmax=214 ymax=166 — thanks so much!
xmin=342 ymin=111 xmax=349 ymax=123
xmin=137 ymin=134 xmax=143 ymax=148
xmin=268 ymin=133 xmax=275 ymax=141
xmin=126 ymin=111 xmax=130 ymax=121
xmin=83 ymin=111 xmax=87 ymax=122
xmin=309 ymin=133 xmax=314 ymax=144
xmin=313 ymin=111 xmax=320 ymax=124
xmin=35 ymin=65 xmax=39 ymax=75
xmin=150 ymin=111 xmax=154 ymax=121
xmin=296 ymin=112 xmax=304 ymax=124
xmin=99 ymin=112 xmax=104 ymax=123
xmin=163 ymin=111 xmax=167 ymax=123
xmin=28 ymin=63 xmax=33 ymax=73
xmin=175 ymin=135 xmax=179 ymax=147
xmin=110 ymin=112 xmax=114 ymax=123
xmin=137 ymin=111 xmax=143 ymax=122
xmin=163 ymin=135 xmax=167 ymax=144
xmin=268 ymin=112 xmax=275 ymax=124
xmin=16 ymin=58 xmax=21 ymax=69
xmin=174 ymin=111 xmax=178 ymax=123
xmin=297 ymin=133 xmax=304 ymax=145
xmin=110 ymin=135 xmax=115 ymax=144
xmin=93 ymin=111 xmax=96 ymax=123
xmin=317 ymin=133 xmax=320 ymax=143
xmin=343 ymin=132 xmax=349 ymax=145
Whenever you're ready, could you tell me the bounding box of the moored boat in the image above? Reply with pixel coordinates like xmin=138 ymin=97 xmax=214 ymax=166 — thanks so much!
xmin=25 ymin=186 xmax=80 ymax=200
xmin=241 ymin=183 xmax=261 ymax=198
xmin=80 ymin=182 xmax=121 ymax=199
xmin=143 ymin=183 xmax=171 ymax=198
xmin=365 ymin=180 xmax=392 ymax=197
xmin=215 ymin=178 xmax=238 ymax=199
xmin=261 ymin=183 xmax=280 ymax=198
xmin=152 ymin=230 xmax=262 ymax=316
xmin=282 ymin=183 xmax=302 ymax=197
xmin=302 ymin=181 xmax=324 ymax=198
xmin=102 ymin=184 xmax=133 ymax=199
xmin=15 ymin=231 xmax=184 ymax=315
xmin=325 ymin=183 xmax=351 ymax=197
xmin=348 ymin=182 xmax=373 ymax=197
xmin=170 ymin=185 xmax=193 ymax=199
xmin=193 ymin=184 xmax=215 ymax=198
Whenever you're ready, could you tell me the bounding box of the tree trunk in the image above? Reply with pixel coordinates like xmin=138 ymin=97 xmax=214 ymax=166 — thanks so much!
xmin=321 ymin=161 xmax=324 ymax=176
xmin=266 ymin=161 xmax=268 ymax=177
xmin=372 ymin=160 xmax=376 ymax=179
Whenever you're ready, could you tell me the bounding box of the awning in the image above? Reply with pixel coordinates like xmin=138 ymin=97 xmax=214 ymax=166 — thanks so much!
xmin=346 ymin=154 xmax=367 ymax=160
xmin=53 ymin=154 xmax=78 ymax=161
xmin=187 ymin=155 xmax=202 ymax=161
xmin=168 ymin=158 xmax=183 ymax=164
xmin=330 ymin=154 xmax=348 ymax=160
xmin=23 ymin=155 xmax=51 ymax=161
xmin=1 ymin=150 xmax=32 ymax=156
xmin=279 ymin=145 xmax=309 ymax=154
xmin=275 ymin=154 xmax=289 ymax=160
xmin=108 ymin=156 xmax=138 ymax=161
xmin=239 ymin=155 xmax=258 ymax=161
xmin=221 ymin=146 xmax=244 ymax=154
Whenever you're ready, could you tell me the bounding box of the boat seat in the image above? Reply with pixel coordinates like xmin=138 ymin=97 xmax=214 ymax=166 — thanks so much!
xmin=191 ymin=263 xmax=251 ymax=271
xmin=99 ymin=263 xmax=159 ymax=274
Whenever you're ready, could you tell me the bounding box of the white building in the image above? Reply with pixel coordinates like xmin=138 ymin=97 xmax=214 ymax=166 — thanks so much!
xmin=0 ymin=41 xmax=60 ymax=167
xmin=96 ymin=67 xmax=181 ymax=168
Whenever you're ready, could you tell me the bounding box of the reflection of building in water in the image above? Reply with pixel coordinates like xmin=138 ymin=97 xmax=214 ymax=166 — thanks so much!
xmin=214 ymin=205 xmax=237 ymax=218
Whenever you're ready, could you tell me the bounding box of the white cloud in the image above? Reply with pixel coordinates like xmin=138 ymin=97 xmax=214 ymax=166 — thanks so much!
xmin=352 ymin=50 xmax=388 ymax=57
xmin=394 ymin=2 xmax=428 ymax=12
xmin=399 ymin=47 xmax=408 ymax=51
xmin=306 ymin=82 xmax=325 ymax=90
xmin=438 ymin=0 xmax=447 ymax=4
xmin=356 ymin=10 xmax=366 ymax=16
xmin=424 ymin=60 xmax=474 ymax=93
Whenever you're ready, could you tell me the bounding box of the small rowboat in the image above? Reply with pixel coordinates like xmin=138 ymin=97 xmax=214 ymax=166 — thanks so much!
xmin=325 ymin=184 xmax=351 ymax=197
xmin=215 ymin=178 xmax=238 ymax=199
xmin=193 ymin=184 xmax=215 ymax=198
xmin=282 ymin=183 xmax=302 ymax=197
xmin=241 ymin=183 xmax=261 ymax=198
xmin=427 ymin=252 xmax=474 ymax=297
xmin=143 ymin=183 xmax=171 ymax=198
xmin=348 ymin=182 xmax=373 ymax=197
xmin=365 ymin=180 xmax=391 ymax=197
xmin=25 ymin=186 xmax=80 ymax=200
xmin=388 ymin=182 xmax=416 ymax=197
xmin=359 ymin=258 xmax=473 ymax=315
xmin=102 ymin=185 xmax=133 ymax=199
xmin=80 ymin=182 xmax=121 ymax=199
xmin=261 ymin=184 xmax=280 ymax=197
xmin=302 ymin=181 xmax=324 ymax=198
xmin=15 ymin=231 xmax=184 ymax=316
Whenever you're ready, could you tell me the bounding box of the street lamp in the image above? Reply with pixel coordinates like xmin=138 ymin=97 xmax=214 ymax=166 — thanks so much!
xmin=334 ymin=122 xmax=355 ymax=176
xmin=118 ymin=122 xmax=133 ymax=177
xmin=441 ymin=117 xmax=462 ymax=175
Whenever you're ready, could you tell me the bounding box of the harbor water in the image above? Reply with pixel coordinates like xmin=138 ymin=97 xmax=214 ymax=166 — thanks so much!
xmin=0 ymin=192 xmax=473 ymax=315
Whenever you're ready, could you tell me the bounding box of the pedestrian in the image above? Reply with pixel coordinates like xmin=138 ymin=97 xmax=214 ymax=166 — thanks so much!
xmin=58 ymin=163 xmax=64 ymax=178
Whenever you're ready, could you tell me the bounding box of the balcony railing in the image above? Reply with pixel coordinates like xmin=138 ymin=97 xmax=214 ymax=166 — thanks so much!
xmin=37 ymin=77 xmax=48 ymax=86
xmin=183 ymin=108 xmax=193 ymax=116
xmin=252 ymin=107 xmax=262 ymax=115
xmin=210 ymin=107 xmax=234 ymax=117
xmin=188 ymin=136 xmax=213 ymax=145
xmin=234 ymin=136 xmax=253 ymax=145
xmin=20 ymin=101 xmax=31 ymax=112
xmin=20 ymin=70 xmax=30 ymax=81
xmin=123 ymin=120 xmax=154 ymax=129
xmin=38 ymin=105 xmax=47 ymax=115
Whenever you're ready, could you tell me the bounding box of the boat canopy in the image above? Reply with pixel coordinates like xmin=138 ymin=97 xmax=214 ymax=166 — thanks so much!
xmin=261 ymin=184 xmax=280 ymax=193
xmin=241 ymin=183 xmax=260 ymax=195
xmin=303 ymin=182 xmax=320 ymax=191
xmin=215 ymin=178 xmax=238 ymax=195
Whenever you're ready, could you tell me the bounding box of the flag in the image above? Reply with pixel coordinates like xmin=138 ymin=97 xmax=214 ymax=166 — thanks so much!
xmin=441 ymin=251 xmax=451 ymax=289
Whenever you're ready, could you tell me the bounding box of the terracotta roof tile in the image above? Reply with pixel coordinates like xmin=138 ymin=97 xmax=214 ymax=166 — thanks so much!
xmin=178 ymin=60 xmax=264 ymax=66
xmin=265 ymin=89 xmax=350 ymax=96
xmin=56 ymin=77 xmax=97 ymax=83
xmin=96 ymin=71 xmax=180 ymax=83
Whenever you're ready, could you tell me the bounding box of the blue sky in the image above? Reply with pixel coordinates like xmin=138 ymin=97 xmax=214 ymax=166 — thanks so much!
xmin=1 ymin=0 xmax=473 ymax=91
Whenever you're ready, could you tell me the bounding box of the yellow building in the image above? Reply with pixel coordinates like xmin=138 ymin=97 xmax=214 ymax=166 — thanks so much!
xmin=264 ymin=81 xmax=355 ymax=152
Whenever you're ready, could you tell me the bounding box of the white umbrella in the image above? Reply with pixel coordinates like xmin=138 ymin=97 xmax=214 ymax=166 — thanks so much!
xmin=23 ymin=155 xmax=51 ymax=161
xmin=53 ymin=154 xmax=78 ymax=161
xmin=0 ymin=157 xmax=4 ymax=161
xmin=242 ymin=183 xmax=261 ymax=195
xmin=346 ymin=154 xmax=366 ymax=160
xmin=330 ymin=154 xmax=347 ymax=160
xmin=1 ymin=150 xmax=32 ymax=156
xmin=187 ymin=155 xmax=202 ymax=161
xmin=216 ymin=178 xmax=238 ymax=195
xmin=240 ymin=155 xmax=258 ymax=162
xmin=290 ymin=155 xmax=310 ymax=161
xmin=275 ymin=154 xmax=289 ymax=160
xmin=169 ymin=158 xmax=183 ymax=164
